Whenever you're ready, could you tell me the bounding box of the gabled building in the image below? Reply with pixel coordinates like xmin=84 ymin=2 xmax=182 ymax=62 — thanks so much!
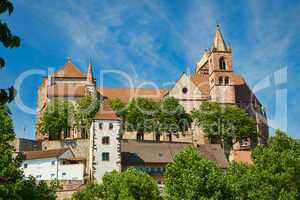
xmin=21 ymin=148 xmax=85 ymax=190
xmin=36 ymin=59 xmax=98 ymax=141
xmin=35 ymin=26 xmax=267 ymax=179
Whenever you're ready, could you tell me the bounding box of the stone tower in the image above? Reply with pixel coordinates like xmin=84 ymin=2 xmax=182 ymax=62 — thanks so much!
xmin=86 ymin=61 xmax=97 ymax=97
xmin=207 ymin=25 xmax=235 ymax=103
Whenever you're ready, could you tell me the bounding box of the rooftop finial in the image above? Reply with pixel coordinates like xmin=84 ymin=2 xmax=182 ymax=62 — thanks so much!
xmin=67 ymin=56 xmax=71 ymax=63
xmin=216 ymin=24 xmax=221 ymax=30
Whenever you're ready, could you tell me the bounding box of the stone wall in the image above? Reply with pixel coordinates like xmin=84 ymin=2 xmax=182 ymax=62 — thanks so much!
xmin=11 ymin=138 xmax=41 ymax=152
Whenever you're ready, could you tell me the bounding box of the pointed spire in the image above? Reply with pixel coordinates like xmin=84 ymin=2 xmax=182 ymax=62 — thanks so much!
xmin=87 ymin=58 xmax=93 ymax=83
xmin=212 ymin=24 xmax=228 ymax=51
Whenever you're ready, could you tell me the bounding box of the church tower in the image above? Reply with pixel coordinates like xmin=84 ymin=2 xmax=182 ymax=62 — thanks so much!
xmin=207 ymin=25 xmax=235 ymax=103
xmin=86 ymin=61 xmax=97 ymax=97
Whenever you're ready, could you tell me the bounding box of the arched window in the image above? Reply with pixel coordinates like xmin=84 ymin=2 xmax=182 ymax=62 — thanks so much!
xmin=219 ymin=76 xmax=223 ymax=85
xmin=219 ymin=57 xmax=226 ymax=70
xmin=224 ymin=76 xmax=229 ymax=85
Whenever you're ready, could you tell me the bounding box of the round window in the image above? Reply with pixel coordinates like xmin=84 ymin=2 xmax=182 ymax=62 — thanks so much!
xmin=182 ymin=87 xmax=188 ymax=94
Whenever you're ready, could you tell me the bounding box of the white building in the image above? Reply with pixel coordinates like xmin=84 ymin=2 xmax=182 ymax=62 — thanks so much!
xmin=90 ymin=101 xmax=121 ymax=181
xmin=21 ymin=148 xmax=84 ymax=182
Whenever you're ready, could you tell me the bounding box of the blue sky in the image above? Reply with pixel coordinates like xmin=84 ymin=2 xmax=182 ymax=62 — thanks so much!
xmin=0 ymin=0 xmax=299 ymax=139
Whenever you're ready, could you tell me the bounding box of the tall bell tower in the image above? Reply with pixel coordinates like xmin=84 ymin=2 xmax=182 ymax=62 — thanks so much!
xmin=208 ymin=25 xmax=235 ymax=103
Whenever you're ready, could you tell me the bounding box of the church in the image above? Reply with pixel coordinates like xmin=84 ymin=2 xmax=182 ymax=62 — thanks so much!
xmin=34 ymin=26 xmax=268 ymax=182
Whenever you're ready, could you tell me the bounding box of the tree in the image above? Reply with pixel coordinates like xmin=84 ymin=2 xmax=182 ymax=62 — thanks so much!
xmin=70 ymin=168 xmax=160 ymax=200
xmin=227 ymin=129 xmax=300 ymax=200
xmin=38 ymin=99 xmax=74 ymax=139
xmin=125 ymin=97 xmax=159 ymax=140
xmin=0 ymin=0 xmax=20 ymax=104
xmin=165 ymin=147 xmax=230 ymax=200
xmin=159 ymin=97 xmax=192 ymax=141
xmin=74 ymin=96 xmax=100 ymax=138
xmin=0 ymin=104 xmax=57 ymax=200
xmin=110 ymin=97 xmax=192 ymax=141
xmin=192 ymin=102 xmax=256 ymax=149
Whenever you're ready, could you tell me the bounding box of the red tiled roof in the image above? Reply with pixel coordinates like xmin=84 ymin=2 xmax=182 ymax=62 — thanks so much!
xmin=24 ymin=148 xmax=70 ymax=160
xmin=94 ymin=100 xmax=119 ymax=120
xmin=47 ymin=84 xmax=87 ymax=97
xmin=53 ymin=62 xmax=86 ymax=78
xmin=98 ymin=88 xmax=169 ymax=103
xmin=189 ymin=74 xmax=210 ymax=96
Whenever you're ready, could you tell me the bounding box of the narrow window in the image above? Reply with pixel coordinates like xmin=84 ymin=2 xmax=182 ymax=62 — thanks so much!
xmin=109 ymin=123 xmax=113 ymax=130
xmin=51 ymin=161 xmax=56 ymax=166
xmin=224 ymin=76 xmax=229 ymax=85
xmin=102 ymin=152 xmax=110 ymax=161
xmin=102 ymin=136 xmax=110 ymax=144
xmin=99 ymin=122 xmax=103 ymax=130
xmin=24 ymin=163 xmax=28 ymax=168
xmin=219 ymin=76 xmax=223 ymax=85
xmin=219 ymin=57 xmax=226 ymax=70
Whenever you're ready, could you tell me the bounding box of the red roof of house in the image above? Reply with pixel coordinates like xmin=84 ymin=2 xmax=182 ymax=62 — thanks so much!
xmin=189 ymin=74 xmax=210 ymax=96
xmin=98 ymin=88 xmax=169 ymax=103
xmin=94 ymin=100 xmax=119 ymax=120
xmin=47 ymin=84 xmax=87 ymax=97
xmin=24 ymin=148 xmax=70 ymax=160
xmin=53 ymin=62 xmax=86 ymax=78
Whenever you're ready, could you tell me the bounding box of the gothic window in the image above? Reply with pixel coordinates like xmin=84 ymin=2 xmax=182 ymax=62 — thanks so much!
xmin=219 ymin=57 xmax=226 ymax=70
xmin=219 ymin=76 xmax=223 ymax=85
xmin=224 ymin=76 xmax=229 ymax=85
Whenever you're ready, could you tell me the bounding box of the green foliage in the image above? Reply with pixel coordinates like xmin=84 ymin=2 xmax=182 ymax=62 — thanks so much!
xmin=126 ymin=97 xmax=159 ymax=134
xmin=159 ymin=97 xmax=192 ymax=135
xmin=0 ymin=0 xmax=20 ymax=104
xmin=70 ymin=168 xmax=160 ymax=200
xmin=70 ymin=183 xmax=103 ymax=200
xmin=227 ymin=129 xmax=300 ymax=200
xmin=74 ymin=96 xmax=100 ymax=133
xmin=109 ymin=98 xmax=127 ymax=120
xmin=38 ymin=99 xmax=74 ymax=137
xmin=192 ymin=102 xmax=256 ymax=147
xmin=0 ymin=105 xmax=57 ymax=200
xmin=110 ymin=97 xmax=191 ymax=140
xmin=165 ymin=147 xmax=230 ymax=200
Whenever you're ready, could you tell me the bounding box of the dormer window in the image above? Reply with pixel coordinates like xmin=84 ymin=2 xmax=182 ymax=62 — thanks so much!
xmin=219 ymin=57 xmax=226 ymax=70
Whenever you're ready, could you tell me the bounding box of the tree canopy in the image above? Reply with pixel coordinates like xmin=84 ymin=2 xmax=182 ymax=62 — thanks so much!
xmin=38 ymin=97 xmax=100 ymax=138
xmin=164 ymin=146 xmax=230 ymax=200
xmin=227 ymin=129 xmax=300 ymax=200
xmin=0 ymin=0 xmax=20 ymax=104
xmin=74 ymin=96 xmax=100 ymax=136
xmin=70 ymin=168 xmax=160 ymax=200
xmin=164 ymin=130 xmax=300 ymax=200
xmin=192 ymin=102 xmax=257 ymax=148
xmin=109 ymin=97 xmax=191 ymax=141
xmin=38 ymin=99 xmax=74 ymax=138
xmin=0 ymin=104 xmax=57 ymax=199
